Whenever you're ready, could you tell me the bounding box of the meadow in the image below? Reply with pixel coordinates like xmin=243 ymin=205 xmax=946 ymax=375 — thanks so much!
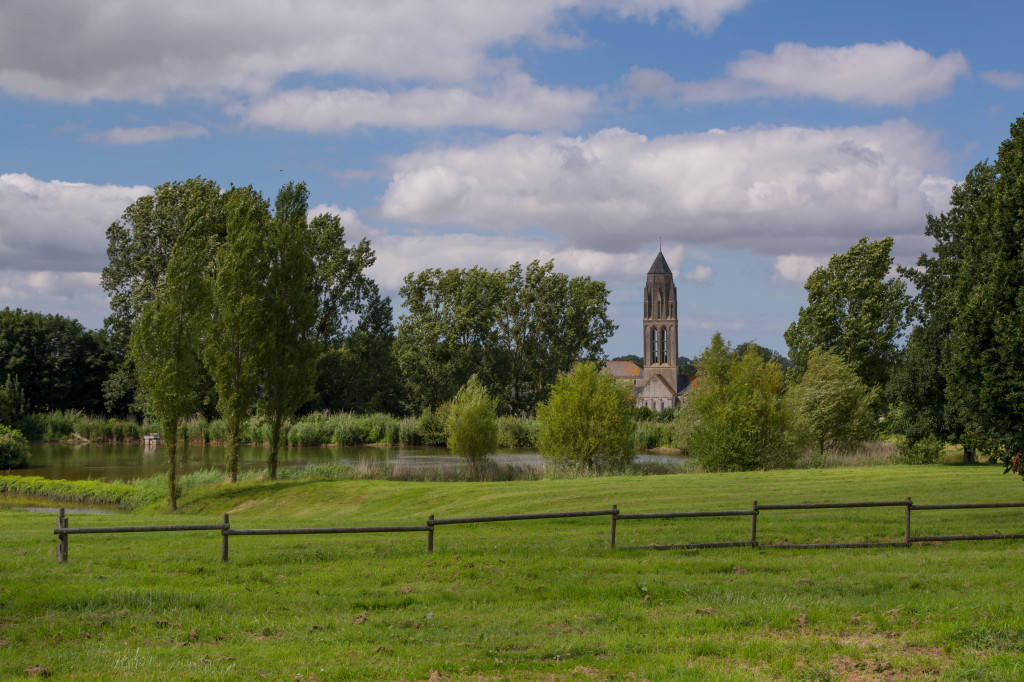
xmin=1 ymin=464 xmax=1023 ymax=681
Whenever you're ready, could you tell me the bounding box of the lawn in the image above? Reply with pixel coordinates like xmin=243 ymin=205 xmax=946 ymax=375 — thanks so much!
xmin=1 ymin=464 xmax=1023 ymax=681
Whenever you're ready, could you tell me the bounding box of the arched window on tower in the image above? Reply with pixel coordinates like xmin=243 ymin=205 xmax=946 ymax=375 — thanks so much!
xmin=650 ymin=328 xmax=657 ymax=365
xmin=660 ymin=327 xmax=667 ymax=364
xmin=656 ymin=290 xmax=662 ymax=318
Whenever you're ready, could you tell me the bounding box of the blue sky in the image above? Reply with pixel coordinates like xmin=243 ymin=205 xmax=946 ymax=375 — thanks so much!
xmin=2 ymin=0 xmax=1023 ymax=360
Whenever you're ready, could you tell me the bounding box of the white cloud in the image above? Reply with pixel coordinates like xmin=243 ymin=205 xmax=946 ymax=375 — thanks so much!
xmin=773 ymin=254 xmax=824 ymax=284
xmin=379 ymin=121 xmax=953 ymax=256
xmin=243 ymin=75 xmax=595 ymax=132
xmin=85 ymin=123 xmax=209 ymax=145
xmin=0 ymin=174 xmax=150 ymax=273
xmin=981 ymin=69 xmax=1024 ymax=90
xmin=0 ymin=1 xmax=749 ymax=103
xmin=626 ymin=42 xmax=968 ymax=106
xmin=685 ymin=264 xmax=713 ymax=283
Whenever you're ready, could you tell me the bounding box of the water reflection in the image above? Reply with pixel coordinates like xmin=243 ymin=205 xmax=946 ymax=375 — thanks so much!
xmin=15 ymin=442 xmax=684 ymax=482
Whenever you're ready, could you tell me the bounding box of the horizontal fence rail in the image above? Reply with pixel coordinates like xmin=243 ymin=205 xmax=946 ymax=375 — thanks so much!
xmin=49 ymin=497 xmax=1024 ymax=564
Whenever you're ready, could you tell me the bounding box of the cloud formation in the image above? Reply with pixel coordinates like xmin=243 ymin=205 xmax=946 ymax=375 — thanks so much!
xmin=685 ymin=265 xmax=713 ymax=283
xmin=0 ymin=1 xmax=750 ymax=103
xmin=379 ymin=121 xmax=953 ymax=256
xmin=85 ymin=123 xmax=209 ymax=145
xmin=0 ymin=174 xmax=150 ymax=273
xmin=243 ymin=76 xmax=595 ymax=132
xmin=626 ymin=42 xmax=968 ymax=106
xmin=981 ymin=70 xmax=1024 ymax=90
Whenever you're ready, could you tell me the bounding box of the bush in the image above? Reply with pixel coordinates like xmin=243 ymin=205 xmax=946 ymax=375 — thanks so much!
xmin=896 ymin=435 xmax=945 ymax=465
xmin=445 ymin=375 xmax=498 ymax=469
xmin=0 ymin=424 xmax=30 ymax=468
xmin=536 ymin=362 xmax=635 ymax=471
xmin=687 ymin=335 xmax=800 ymax=472
xmin=415 ymin=406 xmax=450 ymax=446
xmin=634 ymin=420 xmax=672 ymax=450
xmin=496 ymin=416 xmax=536 ymax=448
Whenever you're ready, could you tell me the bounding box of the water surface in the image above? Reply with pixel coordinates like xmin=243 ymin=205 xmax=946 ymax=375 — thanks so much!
xmin=11 ymin=442 xmax=684 ymax=482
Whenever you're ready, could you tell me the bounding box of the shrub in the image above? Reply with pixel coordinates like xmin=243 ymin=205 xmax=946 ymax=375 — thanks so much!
xmin=496 ymin=416 xmax=536 ymax=448
xmin=687 ymin=335 xmax=800 ymax=472
xmin=445 ymin=375 xmax=498 ymax=469
xmin=415 ymin=406 xmax=450 ymax=446
xmin=536 ymin=362 xmax=635 ymax=471
xmin=896 ymin=435 xmax=944 ymax=465
xmin=0 ymin=424 xmax=30 ymax=468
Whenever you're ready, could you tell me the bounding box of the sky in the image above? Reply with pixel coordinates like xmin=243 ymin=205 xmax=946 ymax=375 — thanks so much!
xmin=2 ymin=0 xmax=1023 ymax=360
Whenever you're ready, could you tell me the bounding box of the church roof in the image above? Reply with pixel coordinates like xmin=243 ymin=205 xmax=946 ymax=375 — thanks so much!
xmin=647 ymin=250 xmax=672 ymax=275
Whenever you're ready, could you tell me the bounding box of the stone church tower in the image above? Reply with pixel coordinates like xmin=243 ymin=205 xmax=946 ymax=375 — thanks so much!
xmin=642 ymin=249 xmax=678 ymax=388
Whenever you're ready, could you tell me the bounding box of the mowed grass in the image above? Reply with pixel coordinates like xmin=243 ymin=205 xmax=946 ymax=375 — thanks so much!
xmin=2 ymin=465 xmax=1024 ymax=681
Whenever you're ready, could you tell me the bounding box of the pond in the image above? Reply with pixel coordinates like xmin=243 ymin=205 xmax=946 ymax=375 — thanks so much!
xmin=10 ymin=442 xmax=685 ymax=482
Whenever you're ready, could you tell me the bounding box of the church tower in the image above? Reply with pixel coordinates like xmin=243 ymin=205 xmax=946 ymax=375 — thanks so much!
xmin=642 ymin=249 xmax=678 ymax=388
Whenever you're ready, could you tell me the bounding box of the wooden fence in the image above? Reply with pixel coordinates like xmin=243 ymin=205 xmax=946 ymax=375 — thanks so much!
xmin=51 ymin=498 xmax=1024 ymax=563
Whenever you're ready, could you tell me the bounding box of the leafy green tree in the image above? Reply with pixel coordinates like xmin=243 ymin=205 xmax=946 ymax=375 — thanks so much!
xmin=789 ymin=349 xmax=876 ymax=462
xmin=101 ymin=177 xmax=225 ymax=415
xmin=397 ymin=261 xmax=615 ymax=415
xmin=0 ymin=308 xmax=111 ymax=413
xmin=310 ymin=288 xmax=404 ymax=414
xmin=937 ymin=117 xmax=1024 ymax=479
xmin=260 ymin=183 xmax=320 ymax=480
xmin=685 ymin=333 xmax=799 ymax=472
xmin=535 ymin=362 xmax=635 ymax=471
xmin=0 ymin=375 xmax=26 ymax=426
xmin=445 ymin=374 xmax=498 ymax=472
xmin=785 ymin=237 xmax=910 ymax=392
xmin=0 ymin=423 xmax=30 ymax=469
xmin=204 ymin=187 xmax=272 ymax=482
xmin=130 ymin=223 xmax=212 ymax=511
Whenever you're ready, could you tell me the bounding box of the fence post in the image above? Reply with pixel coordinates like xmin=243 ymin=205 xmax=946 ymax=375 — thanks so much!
xmin=221 ymin=513 xmax=230 ymax=563
xmin=56 ymin=508 xmax=68 ymax=563
xmin=904 ymin=497 xmax=912 ymax=547
xmin=427 ymin=515 xmax=434 ymax=553
xmin=610 ymin=505 xmax=618 ymax=549
xmin=751 ymin=501 xmax=758 ymax=547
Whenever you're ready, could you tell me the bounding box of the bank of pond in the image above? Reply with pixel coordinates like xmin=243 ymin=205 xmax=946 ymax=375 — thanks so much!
xmin=11 ymin=408 xmax=679 ymax=451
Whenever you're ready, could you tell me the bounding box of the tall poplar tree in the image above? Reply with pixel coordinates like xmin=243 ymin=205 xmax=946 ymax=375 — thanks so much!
xmin=204 ymin=187 xmax=272 ymax=482
xmin=260 ymin=183 xmax=319 ymax=479
xmin=130 ymin=222 xmax=212 ymax=511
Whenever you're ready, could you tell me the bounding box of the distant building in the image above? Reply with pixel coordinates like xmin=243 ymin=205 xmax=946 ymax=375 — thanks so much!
xmin=603 ymin=249 xmax=693 ymax=411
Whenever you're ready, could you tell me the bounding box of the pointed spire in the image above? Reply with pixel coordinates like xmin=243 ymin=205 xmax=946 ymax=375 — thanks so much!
xmin=647 ymin=249 xmax=671 ymax=275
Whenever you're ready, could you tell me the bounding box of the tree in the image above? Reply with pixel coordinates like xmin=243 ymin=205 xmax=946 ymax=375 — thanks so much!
xmin=204 ymin=187 xmax=272 ymax=482
xmin=789 ymin=348 xmax=876 ymax=462
xmin=101 ymin=177 xmax=225 ymax=415
xmin=130 ymin=223 xmax=212 ymax=511
xmin=0 ymin=423 xmax=30 ymax=469
xmin=260 ymin=183 xmax=320 ymax=480
xmin=535 ymin=362 xmax=635 ymax=471
xmin=309 ymin=288 xmax=404 ymax=414
xmin=785 ymin=237 xmax=910 ymax=392
xmin=684 ymin=333 xmax=799 ymax=472
xmin=396 ymin=261 xmax=616 ymax=415
xmin=937 ymin=117 xmax=1024 ymax=479
xmin=445 ymin=374 xmax=498 ymax=472
xmin=0 ymin=308 xmax=111 ymax=413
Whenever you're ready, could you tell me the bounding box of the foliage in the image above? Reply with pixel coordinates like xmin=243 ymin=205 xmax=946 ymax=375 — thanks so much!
xmin=129 ymin=209 xmax=213 ymax=511
xmin=0 ymin=424 xmax=29 ymax=468
xmin=895 ymin=434 xmax=945 ymax=465
xmin=687 ymin=333 xmax=800 ymax=471
xmin=0 ymin=308 xmax=112 ymax=413
xmin=101 ymin=177 xmax=225 ymax=415
xmin=535 ymin=362 xmax=635 ymax=471
xmin=0 ymin=374 xmax=26 ymax=426
xmin=396 ymin=260 xmax=615 ymax=415
xmin=784 ymin=237 xmax=910 ymax=391
xmin=204 ymin=187 xmax=272 ymax=482
xmin=789 ymin=349 xmax=876 ymax=461
xmin=925 ymin=117 xmax=1024 ymax=480
xmin=496 ymin=415 xmax=537 ymax=448
xmin=445 ymin=375 xmax=498 ymax=469
xmin=259 ymin=183 xmax=320 ymax=479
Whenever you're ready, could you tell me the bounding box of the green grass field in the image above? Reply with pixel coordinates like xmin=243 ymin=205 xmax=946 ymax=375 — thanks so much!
xmin=2 ymin=465 xmax=1023 ymax=681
